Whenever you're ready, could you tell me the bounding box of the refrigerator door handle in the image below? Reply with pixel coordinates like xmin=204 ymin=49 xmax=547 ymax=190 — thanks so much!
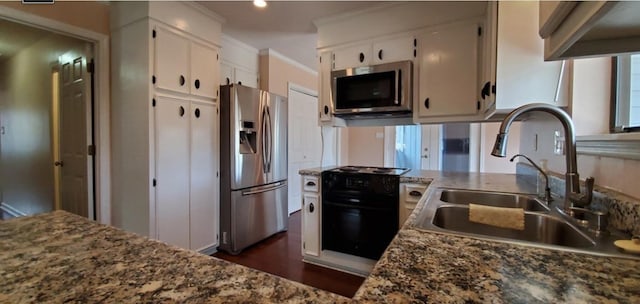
xmin=261 ymin=104 xmax=268 ymax=173
xmin=266 ymin=105 xmax=273 ymax=173
xmin=241 ymin=181 xmax=286 ymax=196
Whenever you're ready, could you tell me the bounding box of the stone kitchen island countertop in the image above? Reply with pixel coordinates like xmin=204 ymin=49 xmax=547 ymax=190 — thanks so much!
xmin=3 ymin=170 xmax=640 ymax=303
xmin=0 ymin=211 xmax=349 ymax=303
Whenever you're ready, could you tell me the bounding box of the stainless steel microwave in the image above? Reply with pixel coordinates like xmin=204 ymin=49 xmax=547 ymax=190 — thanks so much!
xmin=331 ymin=60 xmax=412 ymax=117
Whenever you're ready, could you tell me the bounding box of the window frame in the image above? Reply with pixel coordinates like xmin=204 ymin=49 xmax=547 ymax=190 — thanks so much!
xmin=610 ymin=55 xmax=640 ymax=133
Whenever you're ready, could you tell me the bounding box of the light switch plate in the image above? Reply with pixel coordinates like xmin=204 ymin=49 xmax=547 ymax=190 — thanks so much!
xmin=554 ymin=130 xmax=565 ymax=155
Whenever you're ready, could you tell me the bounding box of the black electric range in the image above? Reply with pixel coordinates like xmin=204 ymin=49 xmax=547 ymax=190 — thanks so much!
xmin=321 ymin=166 xmax=410 ymax=260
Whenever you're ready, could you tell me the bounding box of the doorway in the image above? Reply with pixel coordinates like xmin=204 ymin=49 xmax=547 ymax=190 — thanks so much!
xmin=0 ymin=18 xmax=95 ymax=219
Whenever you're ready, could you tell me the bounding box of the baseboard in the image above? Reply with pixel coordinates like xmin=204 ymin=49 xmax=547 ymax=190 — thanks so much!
xmin=0 ymin=202 xmax=27 ymax=218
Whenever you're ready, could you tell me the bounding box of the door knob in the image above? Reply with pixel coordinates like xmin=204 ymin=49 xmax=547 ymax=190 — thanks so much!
xmin=54 ymin=161 xmax=64 ymax=167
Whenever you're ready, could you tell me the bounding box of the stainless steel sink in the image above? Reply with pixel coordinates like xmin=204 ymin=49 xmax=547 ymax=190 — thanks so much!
xmin=439 ymin=188 xmax=549 ymax=212
xmin=432 ymin=205 xmax=594 ymax=248
xmin=414 ymin=188 xmax=639 ymax=260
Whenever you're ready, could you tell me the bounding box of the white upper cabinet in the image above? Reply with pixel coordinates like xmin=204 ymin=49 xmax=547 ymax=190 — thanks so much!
xmin=234 ymin=67 xmax=259 ymax=88
xmin=155 ymin=27 xmax=190 ymax=94
xmin=190 ymin=41 xmax=219 ymax=99
xmin=154 ymin=25 xmax=220 ymax=99
xmin=416 ymin=22 xmax=480 ymax=119
xmin=372 ymin=35 xmax=417 ymax=64
xmin=318 ymin=51 xmax=334 ymax=124
xmin=540 ymin=1 xmax=640 ymax=60
xmin=332 ymin=43 xmax=372 ymax=70
xmin=483 ymin=1 xmax=568 ymax=118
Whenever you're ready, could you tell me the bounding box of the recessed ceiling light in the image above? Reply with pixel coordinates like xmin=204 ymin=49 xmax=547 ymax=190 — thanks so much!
xmin=253 ymin=0 xmax=267 ymax=8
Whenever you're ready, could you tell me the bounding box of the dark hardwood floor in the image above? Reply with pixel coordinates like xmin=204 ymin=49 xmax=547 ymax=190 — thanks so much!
xmin=213 ymin=211 xmax=365 ymax=298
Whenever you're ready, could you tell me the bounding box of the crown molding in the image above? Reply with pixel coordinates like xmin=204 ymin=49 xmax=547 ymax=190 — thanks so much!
xmin=259 ymin=48 xmax=318 ymax=76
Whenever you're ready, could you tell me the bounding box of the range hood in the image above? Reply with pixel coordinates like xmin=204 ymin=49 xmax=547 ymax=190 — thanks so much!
xmin=540 ymin=1 xmax=640 ymax=60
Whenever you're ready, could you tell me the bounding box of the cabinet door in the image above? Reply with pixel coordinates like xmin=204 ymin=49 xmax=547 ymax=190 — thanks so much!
xmin=189 ymin=101 xmax=219 ymax=251
xmin=234 ymin=67 xmax=259 ymax=88
xmin=372 ymin=36 xmax=416 ymax=64
xmin=191 ymin=42 xmax=219 ymax=99
xmin=220 ymin=62 xmax=234 ymax=86
xmin=332 ymin=43 xmax=372 ymax=70
xmin=154 ymin=27 xmax=190 ymax=94
xmin=318 ymin=51 xmax=333 ymax=123
xmin=155 ymin=96 xmax=191 ymax=249
xmin=302 ymin=193 xmax=320 ymax=256
xmin=491 ymin=1 xmax=567 ymax=113
xmin=481 ymin=2 xmax=498 ymax=112
xmin=417 ymin=22 xmax=480 ymax=117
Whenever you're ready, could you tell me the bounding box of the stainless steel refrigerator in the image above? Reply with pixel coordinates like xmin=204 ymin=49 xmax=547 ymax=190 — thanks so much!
xmin=219 ymin=84 xmax=288 ymax=254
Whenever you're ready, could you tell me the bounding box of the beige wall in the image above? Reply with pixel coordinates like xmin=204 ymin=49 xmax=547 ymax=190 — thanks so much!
xmin=259 ymin=50 xmax=317 ymax=97
xmin=481 ymin=122 xmax=521 ymax=173
xmin=518 ymin=57 xmax=640 ymax=199
xmin=346 ymin=127 xmax=385 ymax=167
xmin=0 ymin=1 xmax=110 ymax=35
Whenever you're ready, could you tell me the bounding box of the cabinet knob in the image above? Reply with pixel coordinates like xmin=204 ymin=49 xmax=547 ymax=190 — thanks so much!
xmin=238 ymin=81 xmax=242 ymax=85
xmin=424 ymin=98 xmax=430 ymax=109
xmin=179 ymin=75 xmax=185 ymax=86
xmin=309 ymin=203 xmax=315 ymax=213
xmin=306 ymin=181 xmax=316 ymax=186
xmin=409 ymin=190 xmax=423 ymax=197
xmin=226 ymin=77 xmax=230 ymax=85
xmin=323 ymin=105 xmax=329 ymax=115
xmin=481 ymin=81 xmax=491 ymax=100
xmin=194 ymin=79 xmax=200 ymax=89
xmin=179 ymin=106 xmax=185 ymax=117
xmin=195 ymin=108 xmax=200 ymax=118
xmin=378 ymin=49 xmax=383 ymax=60
xmin=359 ymin=52 xmax=365 ymax=63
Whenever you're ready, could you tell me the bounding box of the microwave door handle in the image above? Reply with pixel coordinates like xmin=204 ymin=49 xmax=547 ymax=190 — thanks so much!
xmin=396 ymin=69 xmax=402 ymax=105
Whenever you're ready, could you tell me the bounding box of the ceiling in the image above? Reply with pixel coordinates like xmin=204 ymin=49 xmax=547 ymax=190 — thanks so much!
xmin=0 ymin=18 xmax=50 ymax=62
xmin=198 ymin=1 xmax=383 ymax=70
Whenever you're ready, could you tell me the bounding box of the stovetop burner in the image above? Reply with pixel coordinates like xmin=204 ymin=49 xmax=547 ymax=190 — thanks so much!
xmin=331 ymin=166 xmax=410 ymax=175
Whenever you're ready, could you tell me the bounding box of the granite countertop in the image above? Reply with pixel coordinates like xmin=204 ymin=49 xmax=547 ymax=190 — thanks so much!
xmin=354 ymin=171 xmax=640 ymax=303
xmin=3 ymin=170 xmax=640 ymax=303
xmin=0 ymin=211 xmax=348 ymax=303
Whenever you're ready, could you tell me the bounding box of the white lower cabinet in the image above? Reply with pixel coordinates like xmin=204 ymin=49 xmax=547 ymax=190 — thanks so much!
xmin=155 ymin=96 xmax=219 ymax=251
xmin=399 ymin=183 xmax=428 ymax=228
xmin=301 ymin=176 xmax=320 ymax=257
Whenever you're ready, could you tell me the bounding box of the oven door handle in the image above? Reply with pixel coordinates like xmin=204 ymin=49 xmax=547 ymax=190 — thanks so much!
xmin=323 ymin=201 xmax=393 ymax=211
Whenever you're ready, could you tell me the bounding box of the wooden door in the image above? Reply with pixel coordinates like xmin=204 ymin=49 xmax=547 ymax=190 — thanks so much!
xmin=59 ymin=51 xmax=92 ymax=218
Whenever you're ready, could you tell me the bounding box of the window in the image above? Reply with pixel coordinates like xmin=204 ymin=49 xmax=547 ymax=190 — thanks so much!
xmin=612 ymin=54 xmax=640 ymax=132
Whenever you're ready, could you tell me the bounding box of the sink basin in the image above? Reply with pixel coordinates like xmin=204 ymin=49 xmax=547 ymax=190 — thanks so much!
xmin=432 ymin=205 xmax=595 ymax=248
xmin=439 ymin=189 xmax=549 ymax=212
xmin=414 ymin=188 xmax=639 ymax=260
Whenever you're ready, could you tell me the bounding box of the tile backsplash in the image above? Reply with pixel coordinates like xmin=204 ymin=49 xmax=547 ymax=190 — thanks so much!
xmin=516 ymin=163 xmax=640 ymax=236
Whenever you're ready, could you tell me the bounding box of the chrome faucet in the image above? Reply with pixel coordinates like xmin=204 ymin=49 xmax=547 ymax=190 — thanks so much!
xmin=509 ymin=154 xmax=552 ymax=203
xmin=491 ymin=103 xmax=594 ymax=212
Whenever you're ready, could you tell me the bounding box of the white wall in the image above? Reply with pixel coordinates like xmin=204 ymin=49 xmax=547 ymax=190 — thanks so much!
xmin=518 ymin=57 xmax=640 ymax=199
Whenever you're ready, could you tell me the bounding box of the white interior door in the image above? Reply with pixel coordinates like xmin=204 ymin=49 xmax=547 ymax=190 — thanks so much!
xmin=59 ymin=50 xmax=92 ymax=218
xmin=189 ymin=101 xmax=218 ymax=251
xmin=155 ymin=95 xmax=190 ymax=248
xmin=288 ymin=87 xmax=320 ymax=215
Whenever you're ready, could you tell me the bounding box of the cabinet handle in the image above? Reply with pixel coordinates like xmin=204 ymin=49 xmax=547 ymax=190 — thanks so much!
xmin=324 ymin=105 xmax=329 ymax=115
xmin=226 ymin=77 xmax=230 ymax=85
xmin=309 ymin=203 xmax=315 ymax=213
xmin=424 ymin=98 xmax=430 ymax=109
xmin=179 ymin=106 xmax=185 ymax=117
xmin=359 ymin=52 xmax=365 ymax=63
xmin=306 ymin=181 xmax=316 ymax=187
xmin=481 ymin=81 xmax=491 ymax=100
xmin=378 ymin=49 xmax=383 ymax=60
xmin=195 ymin=108 xmax=200 ymax=118
xmin=179 ymin=75 xmax=185 ymax=86
xmin=194 ymin=79 xmax=200 ymax=89
xmin=409 ymin=190 xmax=423 ymax=197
